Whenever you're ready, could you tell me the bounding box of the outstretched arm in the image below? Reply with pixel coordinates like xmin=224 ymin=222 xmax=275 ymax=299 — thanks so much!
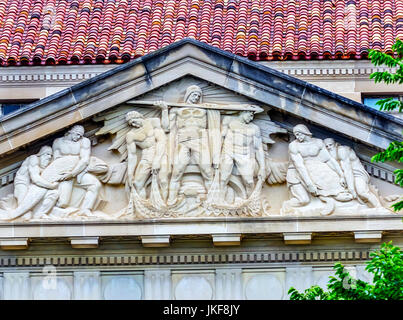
xmin=52 ymin=138 xmax=62 ymax=160
xmin=156 ymin=101 xmax=170 ymax=133
xmin=70 ymin=138 xmax=91 ymax=177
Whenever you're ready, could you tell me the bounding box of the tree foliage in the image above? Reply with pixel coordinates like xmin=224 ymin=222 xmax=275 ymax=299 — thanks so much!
xmin=368 ymin=39 xmax=403 ymax=211
xmin=288 ymin=242 xmax=403 ymax=300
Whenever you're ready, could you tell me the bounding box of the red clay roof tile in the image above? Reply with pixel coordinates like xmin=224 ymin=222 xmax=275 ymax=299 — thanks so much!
xmin=0 ymin=0 xmax=401 ymax=66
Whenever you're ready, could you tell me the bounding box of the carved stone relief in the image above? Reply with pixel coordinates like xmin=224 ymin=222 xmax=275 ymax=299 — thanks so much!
xmin=0 ymin=80 xmax=398 ymax=222
xmin=281 ymin=124 xmax=394 ymax=216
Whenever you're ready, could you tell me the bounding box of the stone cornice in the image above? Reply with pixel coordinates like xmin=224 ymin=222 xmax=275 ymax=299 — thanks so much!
xmin=0 ymin=65 xmax=115 ymax=86
xmin=0 ymin=215 xmax=400 ymax=245
xmin=362 ymin=160 xmax=396 ymax=184
xmin=0 ymin=248 xmax=377 ymax=269
xmin=263 ymin=60 xmax=399 ymax=80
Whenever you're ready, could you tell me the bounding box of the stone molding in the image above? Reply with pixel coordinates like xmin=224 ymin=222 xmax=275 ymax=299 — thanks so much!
xmin=0 ymin=237 xmax=28 ymax=250
xmin=70 ymin=237 xmax=99 ymax=249
xmin=283 ymin=233 xmax=312 ymax=245
xmin=0 ymin=65 xmax=115 ymax=86
xmin=354 ymin=231 xmax=383 ymax=243
xmin=263 ymin=60 xmax=398 ymax=80
xmin=0 ymin=248 xmax=376 ymax=269
xmin=0 ymin=161 xmax=22 ymax=187
xmin=212 ymin=234 xmax=242 ymax=246
xmin=141 ymin=236 xmax=171 ymax=248
xmin=0 ymin=61 xmax=394 ymax=87
xmin=0 ymin=215 xmax=400 ymax=236
xmin=362 ymin=160 xmax=396 ymax=184
xmin=0 ymin=215 xmax=400 ymax=250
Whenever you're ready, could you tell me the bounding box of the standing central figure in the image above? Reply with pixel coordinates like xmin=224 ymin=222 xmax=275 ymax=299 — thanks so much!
xmin=160 ymin=85 xmax=217 ymax=206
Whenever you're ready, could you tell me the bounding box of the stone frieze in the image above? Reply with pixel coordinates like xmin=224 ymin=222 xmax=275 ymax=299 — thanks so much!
xmin=0 ymin=83 xmax=399 ymax=222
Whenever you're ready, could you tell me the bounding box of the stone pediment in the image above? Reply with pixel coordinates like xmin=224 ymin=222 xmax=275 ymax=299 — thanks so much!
xmin=0 ymin=39 xmax=401 ymax=247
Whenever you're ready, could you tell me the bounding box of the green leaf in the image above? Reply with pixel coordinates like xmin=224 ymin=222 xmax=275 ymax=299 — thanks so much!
xmin=287 ymin=242 xmax=403 ymax=300
xmin=375 ymin=98 xmax=403 ymax=112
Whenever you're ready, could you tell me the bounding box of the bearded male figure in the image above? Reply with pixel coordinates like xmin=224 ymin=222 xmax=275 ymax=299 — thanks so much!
xmin=324 ymin=138 xmax=381 ymax=208
xmin=158 ymin=85 xmax=218 ymax=206
xmin=52 ymin=125 xmax=102 ymax=212
xmin=285 ymin=124 xmax=352 ymax=214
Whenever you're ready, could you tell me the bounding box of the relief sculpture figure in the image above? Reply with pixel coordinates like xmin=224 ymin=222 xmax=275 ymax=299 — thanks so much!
xmin=126 ymin=110 xmax=169 ymax=201
xmin=52 ymin=125 xmax=104 ymax=214
xmin=324 ymin=138 xmax=382 ymax=208
xmin=220 ymin=110 xmax=266 ymax=200
xmin=0 ymin=79 xmax=398 ymax=221
xmin=94 ymin=106 xmax=170 ymax=218
xmin=159 ymin=85 xmax=217 ymax=206
xmin=1 ymin=146 xmax=60 ymax=221
xmin=283 ymin=124 xmax=353 ymax=215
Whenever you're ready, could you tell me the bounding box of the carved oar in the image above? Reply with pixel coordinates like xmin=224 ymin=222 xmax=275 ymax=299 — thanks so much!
xmin=126 ymin=100 xmax=264 ymax=113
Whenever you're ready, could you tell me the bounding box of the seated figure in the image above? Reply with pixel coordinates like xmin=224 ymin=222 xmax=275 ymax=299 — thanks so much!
xmin=3 ymin=146 xmax=59 ymax=220
xmin=324 ymin=138 xmax=381 ymax=208
xmin=284 ymin=124 xmax=353 ymax=215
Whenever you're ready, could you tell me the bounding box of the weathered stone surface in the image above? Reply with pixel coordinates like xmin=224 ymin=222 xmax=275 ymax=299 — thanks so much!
xmin=70 ymin=237 xmax=99 ymax=249
xmin=283 ymin=233 xmax=312 ymax=245
xmin=0 ymin=237 xmax=28 ymax=250
xmin=354 ymin=231 xmax=383 ymax=243
xmin=144 ymin=269 xmax=171 ymax=300
xmin=0 ymin=88 xmax=397 ymax=223
xmin=212 ymin=234 xmax=242 ymax=246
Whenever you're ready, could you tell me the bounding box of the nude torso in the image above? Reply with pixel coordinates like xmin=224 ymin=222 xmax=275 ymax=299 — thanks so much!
xmin=128 ymin=120 xmax=156 ymax=150
xmin=337 ymin=145 xmax=364 ymax=171
xmin=176 ymin=108 xmax=207 ymax=129
xmin=54 ymin=137 xmax=84 ymax=157
xmin=14 ymin=155 xmax=40 ymax=184
xmin=291 ymin=139 xmax=323 ymax=160
xmin=225 ymin=120 xmax=255 ymax=155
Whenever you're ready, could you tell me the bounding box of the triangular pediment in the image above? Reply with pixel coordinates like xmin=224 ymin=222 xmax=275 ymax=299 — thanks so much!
xmin=0 ymin=38 xmax=401 ymax=157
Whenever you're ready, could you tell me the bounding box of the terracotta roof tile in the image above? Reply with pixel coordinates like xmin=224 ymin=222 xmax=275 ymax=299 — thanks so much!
xmin=0 ymin=0 xmax=402 ymax=66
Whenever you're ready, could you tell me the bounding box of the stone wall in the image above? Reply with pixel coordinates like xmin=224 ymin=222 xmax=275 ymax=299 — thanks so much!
xmin=1 ymin=235 xmax=400 ymax=300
